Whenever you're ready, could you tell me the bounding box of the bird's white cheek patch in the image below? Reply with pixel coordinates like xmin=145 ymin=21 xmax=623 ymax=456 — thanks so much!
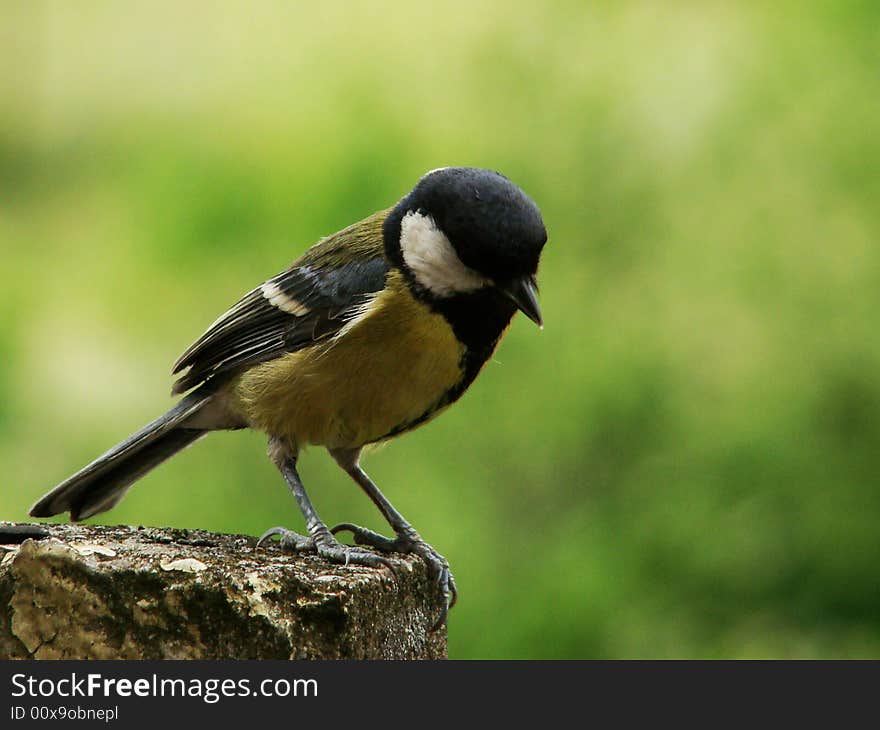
xmin=400 ymin=211 xmax=487 ymax=297
xmin=260 ymin=281 xmax=310 ymax=316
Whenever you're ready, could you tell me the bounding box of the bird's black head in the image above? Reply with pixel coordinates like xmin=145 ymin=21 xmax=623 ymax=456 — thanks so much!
xmin=384 ymin=167 xmax=547 ymax=325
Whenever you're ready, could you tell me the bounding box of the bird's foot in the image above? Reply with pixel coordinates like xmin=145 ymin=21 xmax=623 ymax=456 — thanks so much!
xmin=257 ymin=526 xmax=393 ymax=570
xmin=331 ymin=522 xmax=456 ymax=629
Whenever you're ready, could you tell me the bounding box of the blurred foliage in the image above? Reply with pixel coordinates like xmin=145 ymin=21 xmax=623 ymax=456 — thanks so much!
xmin=2 ymin=1 xmax=879 ymax=658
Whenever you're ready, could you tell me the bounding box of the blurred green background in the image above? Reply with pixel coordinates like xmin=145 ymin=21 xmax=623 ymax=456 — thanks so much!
xmin=2 ymin=1 xmax=879 ymax=658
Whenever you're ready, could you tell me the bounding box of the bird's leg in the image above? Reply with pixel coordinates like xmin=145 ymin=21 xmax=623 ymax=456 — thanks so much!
xmin=257 ymin=437 xmax=390 ymax=570
xmin=328 ymin=447 xmax=456 ymax=626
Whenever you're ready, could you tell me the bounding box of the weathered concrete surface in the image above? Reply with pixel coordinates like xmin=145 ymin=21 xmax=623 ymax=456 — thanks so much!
xmin=0 ymin=522 xmax=446 ymax=659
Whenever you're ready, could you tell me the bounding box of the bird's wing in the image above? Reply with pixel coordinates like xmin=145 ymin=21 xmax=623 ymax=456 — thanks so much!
xmin=171 ymin=211 xmax=390 ymax=394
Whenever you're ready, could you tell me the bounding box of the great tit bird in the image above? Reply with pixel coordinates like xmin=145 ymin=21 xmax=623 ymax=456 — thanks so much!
xmin=30 ymin=167 xmax=547 ymax=625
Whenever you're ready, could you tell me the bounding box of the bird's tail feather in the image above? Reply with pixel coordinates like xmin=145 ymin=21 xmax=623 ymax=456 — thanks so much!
xmin=30 ymin=392 xmax=211 ymax=521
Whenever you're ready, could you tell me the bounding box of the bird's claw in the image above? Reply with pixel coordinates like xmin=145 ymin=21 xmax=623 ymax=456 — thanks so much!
xmin=331 ymin=522 xmax=456 ymax=629
xmin=257 ymin=526 xmax=314 ymax=552
xmin=331 ymin=522 xmax=404 ymax=552
xmin=257 ymin=526 xmax=394 ymax=571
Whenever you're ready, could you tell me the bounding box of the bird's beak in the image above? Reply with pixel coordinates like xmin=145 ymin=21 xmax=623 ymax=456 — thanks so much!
xmin=497 ymin=275 xmax=543 ymax=328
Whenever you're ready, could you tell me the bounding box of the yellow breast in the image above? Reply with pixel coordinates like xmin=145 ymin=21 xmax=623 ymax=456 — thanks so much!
xmin=230 ymin=271 xmax=465 ymax=450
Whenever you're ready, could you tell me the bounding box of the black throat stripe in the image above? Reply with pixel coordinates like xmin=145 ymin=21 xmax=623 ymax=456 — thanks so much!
xmin=370 ymin=284 xmax=517 ymax=443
